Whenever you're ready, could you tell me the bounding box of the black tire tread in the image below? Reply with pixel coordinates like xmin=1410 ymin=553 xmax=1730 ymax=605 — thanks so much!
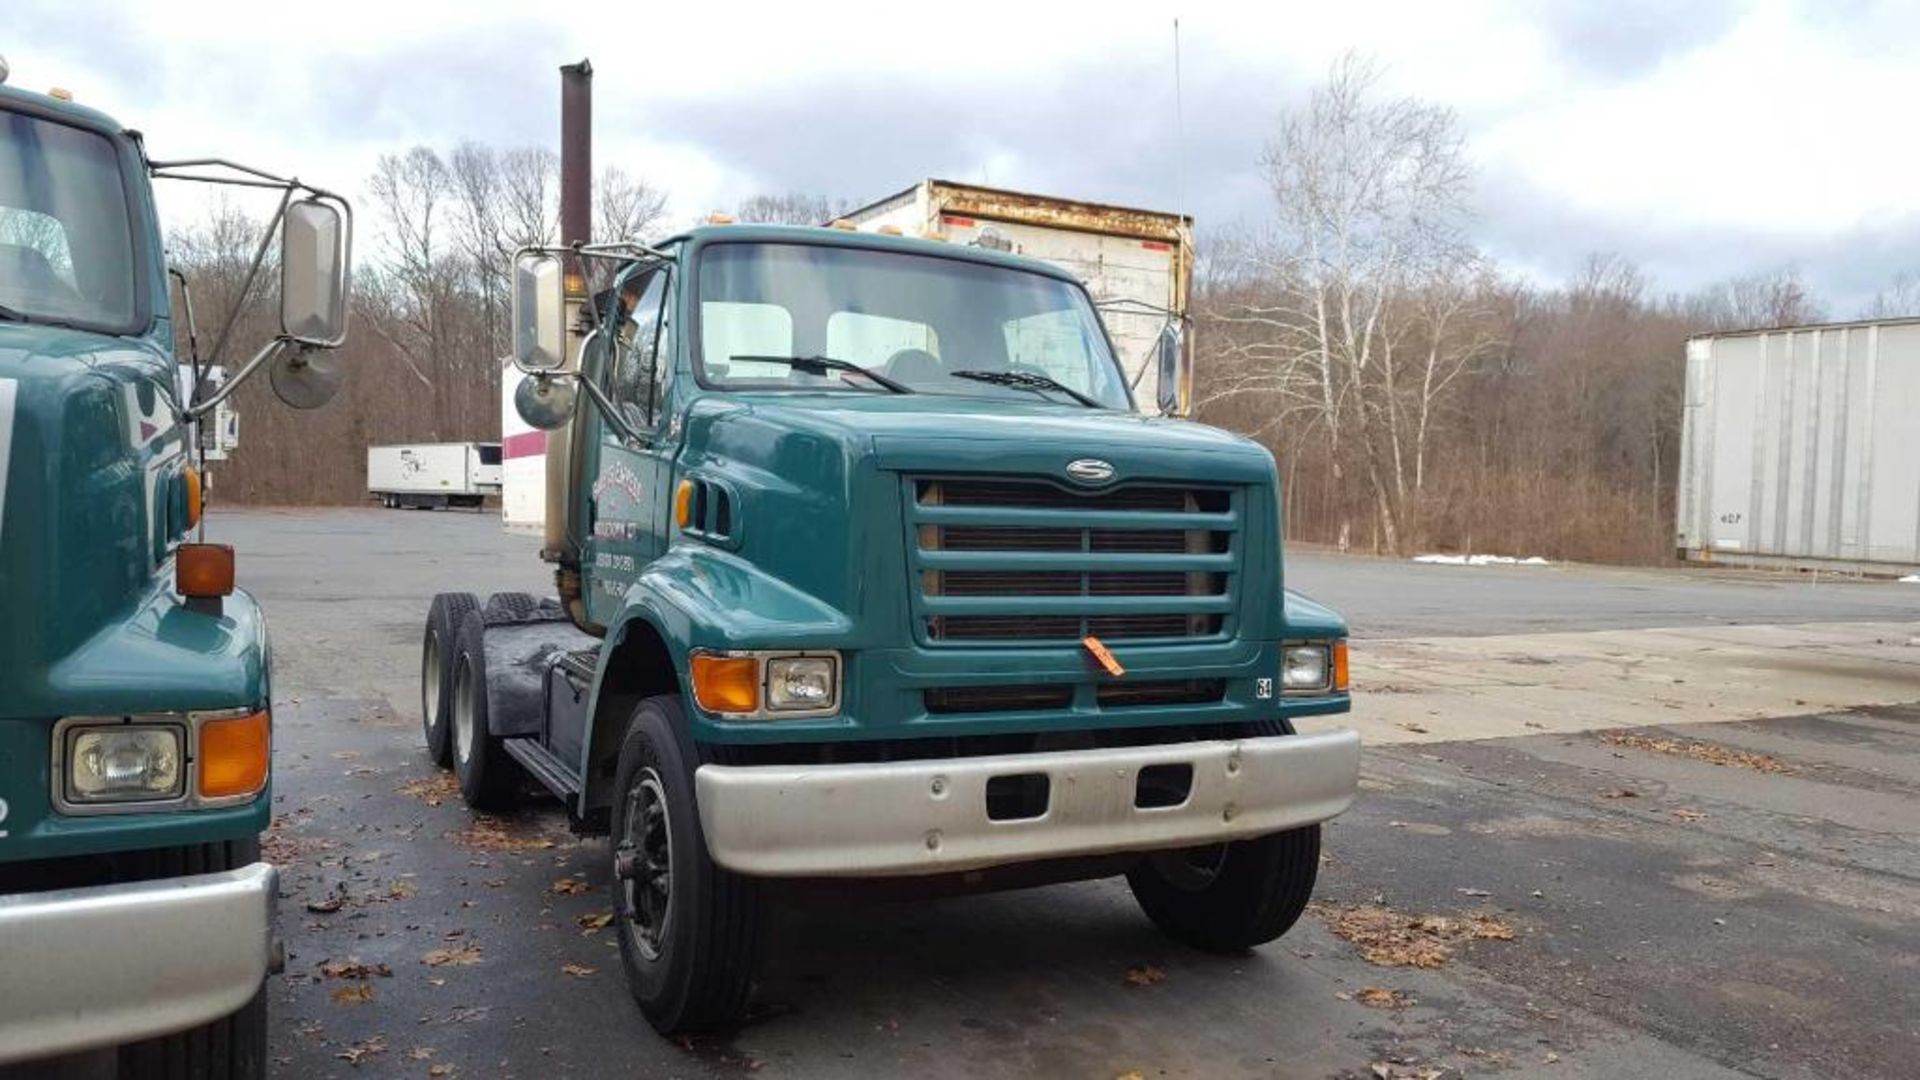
xmin=423 ymin=592 xmax=479 ymax=767
xmin=452 ymin=610 xmax=521 ymax=810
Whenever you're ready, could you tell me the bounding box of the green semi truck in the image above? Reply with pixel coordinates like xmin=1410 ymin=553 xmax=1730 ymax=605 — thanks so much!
xmin=0 ymin=65 xmax=350 ymax=1075
xmin=418 ymin=61 xmax=1358 ymax=1038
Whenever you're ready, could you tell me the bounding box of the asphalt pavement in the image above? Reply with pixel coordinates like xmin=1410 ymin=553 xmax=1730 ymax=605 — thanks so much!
xmin=203 ymin=507 xmax=1919 ymax=1079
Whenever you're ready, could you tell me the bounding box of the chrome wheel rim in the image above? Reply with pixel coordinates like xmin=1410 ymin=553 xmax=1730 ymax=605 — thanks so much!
xmin=452 ymin=652 xmax=475 ymax=766
xmin=615 ymin=769 xmax=672 ymax=961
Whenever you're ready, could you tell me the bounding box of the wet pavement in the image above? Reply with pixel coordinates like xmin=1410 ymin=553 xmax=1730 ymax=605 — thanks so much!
xmin=208 ymin=509 xmax=1919 ymax=1078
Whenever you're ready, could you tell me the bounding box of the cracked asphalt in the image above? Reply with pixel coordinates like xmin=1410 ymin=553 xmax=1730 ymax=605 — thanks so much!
xmin=204 ymin=508 xmax=1918 ymax=1079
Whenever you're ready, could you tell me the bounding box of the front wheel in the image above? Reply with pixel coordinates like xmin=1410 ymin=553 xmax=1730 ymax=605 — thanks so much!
xmin=609 ymin=695 xmax=764 ymax=1035
xmin=1126 ymin=824 xmax=1322 ymax=953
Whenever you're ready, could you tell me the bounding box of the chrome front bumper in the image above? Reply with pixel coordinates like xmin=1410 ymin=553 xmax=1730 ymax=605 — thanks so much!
xmin=696 ymin=730 xmax=1361 ymax=877
xmin=0 ymin=862 xmax=276 ymax=1064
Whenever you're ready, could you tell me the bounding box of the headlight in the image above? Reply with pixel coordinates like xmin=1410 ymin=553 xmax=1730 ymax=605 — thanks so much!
xmin=689 ymin=650 xmax=842 ymax=718
xmin=766 ymin=656 xmax=838 ymax=711
xmin=1281 ymin=644 xmax=1330 ymax=692
xmin=66 ymin=725 xmax=185 ymax=802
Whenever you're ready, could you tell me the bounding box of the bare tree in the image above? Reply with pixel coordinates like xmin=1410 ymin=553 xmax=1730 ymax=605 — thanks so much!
xmin=1695 ymin=266 xmax=1824 ymax=330
xmin=1210 ymin=53 xmax=1474 ymax=553
xmin=597 ymin=167 xmax=669 ymax=244
xmin=735 ymin=191 xmax=848 ymax=225
xmin=1860 ymin=271 xmax=1920 ymax=319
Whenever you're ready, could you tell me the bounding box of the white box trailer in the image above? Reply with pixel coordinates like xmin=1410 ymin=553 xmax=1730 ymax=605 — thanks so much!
xmin=841 ymin=180 xmax=1193 ymax=414
xmin=368 ymin=442 xmax=502 ymax=511
xmin=499 ymin=359 xmax=547 ymax=532
xmin=1677 ymin=318 xmax=1920 ymax=574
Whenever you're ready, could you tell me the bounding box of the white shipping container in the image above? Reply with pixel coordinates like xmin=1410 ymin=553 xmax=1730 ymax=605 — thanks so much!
xmin=368 ymin=442 xmax=502 ymax=510
xmin=1677 ymin=318 xmax=1920 ymax=573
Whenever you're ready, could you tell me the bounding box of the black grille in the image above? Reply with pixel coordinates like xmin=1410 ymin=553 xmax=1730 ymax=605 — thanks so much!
xmin=925 ymin=684 xmax=1075 ymax=714
xmin=911 ymin=477 xmax=1237 ymax=645
xmin=1097 ymin=679 xmax=1227 ymax=708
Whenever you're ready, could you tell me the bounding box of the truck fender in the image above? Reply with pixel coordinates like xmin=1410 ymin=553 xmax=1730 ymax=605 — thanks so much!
xmin=573 ymin=547 xmax=854 ymax=817
xmin=474 ymin=594 xmax=596 ymax=739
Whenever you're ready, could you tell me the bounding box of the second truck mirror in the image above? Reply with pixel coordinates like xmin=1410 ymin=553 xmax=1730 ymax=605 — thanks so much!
xmin=513 ymin=253 xmax=568 ymax=371
xmin=1155 ymin=320 xmax=1187 ymax=417
xmin=281 ymin=198 xmax=349 ymax=346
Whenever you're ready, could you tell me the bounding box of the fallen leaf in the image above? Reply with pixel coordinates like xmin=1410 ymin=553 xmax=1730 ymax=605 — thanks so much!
xmin=550 ymin=877 xmax=590 ymax=895
xmin=1397 ymin=722 xmax=1430 ymax=734
xmin=1312 ymin=903 xmax=1517 ymax=968
xmin=1601 ymin=788 xmax=1639 ymax=799
xmin=427 ymin=978 xmax=446 ymax=987
xmin=407 ymin=1047 xmax=435 ymax=1061
xmin=397 ymin=773 xmax=461 ymax=807
xmin=1544 ymin=1051 xmax=1561 ymax=1064
xmin=1457 ymin=887 xmax=1491 ymax=897
xmin=1671 ymin=808 xmax=1707 ymax=822
xmin=1123 ymin=965 xmax=1166 ymax=987
xmin=561 ymin=962 xmax=597 ymax=977
xmin=1601 ymin=732 xmax=1791 ymax=773
xmin=305 ymin=894 xmax=346 ymax=914
xmin=335 ymin=1035 xmax=387 ymax=1065
xmin=578 ymin=911 xmax=615 ymax=932
xmin=421 ymin=944 xmax=483 ymax=967
xmin=1356 ymin=986 xmax=1413 ymax=1009
xmin=451 ymin=816 xmax=557 ymax=852
xmin=430 ymin=1067 xmax=455 ymax=1078
xmin=319 ymin=959 xmax=393 ymax=980
xmin=388 ymin=880 xmax=419 ymax=900
xmin=329 ymin=984 xmax=375 ymax=1005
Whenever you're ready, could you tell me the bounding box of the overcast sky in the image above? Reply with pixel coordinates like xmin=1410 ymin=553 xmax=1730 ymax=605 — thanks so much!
xmin=6 ymin=0 xmax=1915 ymax=309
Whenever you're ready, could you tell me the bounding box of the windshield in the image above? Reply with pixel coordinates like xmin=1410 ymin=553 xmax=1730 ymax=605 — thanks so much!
xmin=695 ymin=241 xmax=1133 ymax=410
xmin=0 ymin=109 xmax=139 ymax=332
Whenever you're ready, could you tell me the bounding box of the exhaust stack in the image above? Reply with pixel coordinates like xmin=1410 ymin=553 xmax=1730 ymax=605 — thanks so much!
xmin=545 ymin=59 xmax=593 ymax=627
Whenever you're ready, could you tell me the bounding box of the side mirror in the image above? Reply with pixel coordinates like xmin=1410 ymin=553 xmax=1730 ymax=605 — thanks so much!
xmin=513 ymin=373 xmax=578 ymax=431
xmin=512 ymin=252 xmax=568 ymax=371
xmin=280 ymin=199 xmax=349 ymax=346
xmin=1155 ymin=319 xmax=1190 ymax=417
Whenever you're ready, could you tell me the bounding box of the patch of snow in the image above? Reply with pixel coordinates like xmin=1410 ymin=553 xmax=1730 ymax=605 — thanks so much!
xmin=1900 ymin=574 xmax=1920 ymax=584
xmin=1413 ymin=554 xmax=1551 ymax=567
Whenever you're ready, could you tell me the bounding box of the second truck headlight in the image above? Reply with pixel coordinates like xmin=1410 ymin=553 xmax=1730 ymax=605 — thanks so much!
xmin=1281 ymin=644 xmax=1330 ymax=692
xmin=766 ymin=656 xmax=837 ymax=711
xmin=68 ymin=725 xmax=185 ymax=801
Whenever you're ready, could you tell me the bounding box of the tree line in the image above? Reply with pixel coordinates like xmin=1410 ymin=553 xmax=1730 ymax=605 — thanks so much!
xmin=176 ymin=61 xmax=1914 ymax=565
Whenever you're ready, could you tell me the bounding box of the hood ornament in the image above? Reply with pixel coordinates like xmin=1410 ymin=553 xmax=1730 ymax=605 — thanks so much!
xmin=1065 ymin=458 xmax=1115 ymax=484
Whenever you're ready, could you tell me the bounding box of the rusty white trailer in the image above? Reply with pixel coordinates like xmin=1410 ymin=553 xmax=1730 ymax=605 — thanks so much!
xmin=368 ymin=442 xmax=502 ymax=510
xmin=839 ymin=180 xmax=1193 ymax=415
xmin=1677 ymin=318 xmax=1920 ymax=575
xmin=500 ymin=358 xmax=546 ymax=532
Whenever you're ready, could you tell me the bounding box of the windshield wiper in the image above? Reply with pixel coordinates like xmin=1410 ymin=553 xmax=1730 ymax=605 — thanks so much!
xmin=730 ymin=354 xmax=914 ymax=394
xmin=949 ymin=369 xmax=1100 ymax=408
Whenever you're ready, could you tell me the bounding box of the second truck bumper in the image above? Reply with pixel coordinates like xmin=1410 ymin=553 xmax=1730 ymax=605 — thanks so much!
xmin=0 ymin=862 xmax=276 ymax=1064
xmin=695 ymin=730 xmax=1361 ymax=877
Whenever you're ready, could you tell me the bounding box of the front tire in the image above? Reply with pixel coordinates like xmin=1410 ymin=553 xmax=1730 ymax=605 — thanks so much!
xmin=1126 ymin=824 xmax=1322 ymax=953
xmin=422 ymin=592 xmax=478 ymax=767
xmin=450 ymin=610 xmax=521 ymax=810
xmin=609 ymin=695 xmax=764 ymax=1035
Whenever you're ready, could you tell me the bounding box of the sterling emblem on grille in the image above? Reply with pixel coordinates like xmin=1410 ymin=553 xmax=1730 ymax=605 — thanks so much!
xmin=1064 ymin=458 xmax=1115 ymax=484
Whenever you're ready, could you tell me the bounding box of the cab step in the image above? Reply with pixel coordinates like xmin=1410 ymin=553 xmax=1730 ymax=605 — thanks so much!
xmin=503 ymin=737 xmax=582 ymax=800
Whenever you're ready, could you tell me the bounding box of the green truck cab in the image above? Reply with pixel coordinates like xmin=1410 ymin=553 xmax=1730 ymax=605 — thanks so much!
xmin=0 ymin=71 xmax=349 ymax=1073
xmin=423 ymin=223 xmax=1360 ymax=1035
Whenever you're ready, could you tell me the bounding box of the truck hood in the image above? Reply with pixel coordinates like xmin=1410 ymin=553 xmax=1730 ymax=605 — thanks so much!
xmin=1 ymin=321 xmax=189 ymax=716
xmin=693 ymin=393 xmax=1277 ymax=487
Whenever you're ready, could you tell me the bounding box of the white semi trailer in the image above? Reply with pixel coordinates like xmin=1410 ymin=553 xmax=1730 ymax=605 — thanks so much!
xmin=368 ymin=442 xmax=503 ymax=510
xmin=1677 ymin=317 xmax=1920 ymax=575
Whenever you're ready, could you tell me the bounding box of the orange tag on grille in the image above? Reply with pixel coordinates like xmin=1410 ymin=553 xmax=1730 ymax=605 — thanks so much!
xmin=1082 ymin=635 xmax=1126 ymax=677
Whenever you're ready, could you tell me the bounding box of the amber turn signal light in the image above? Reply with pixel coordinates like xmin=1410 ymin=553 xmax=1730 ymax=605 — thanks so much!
xmin=690 ymin=653 xmax=759 ymax=714
xmin=674 ymin=479 xmax=695 ymax=528
xmin=183 ymin=465 xmax=203 ymax=531
xmin=199 ymin=708 xmax=270 ymax=799
xmin=1332 ymin=639 xmax=1351 ymax=693
xmin=177 ymin=543 xmax=235 ymax=598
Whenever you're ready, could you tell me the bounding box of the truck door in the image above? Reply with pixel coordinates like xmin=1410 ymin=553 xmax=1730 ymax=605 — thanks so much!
xmin=584 ymin=266 xmax=675 ymax=629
